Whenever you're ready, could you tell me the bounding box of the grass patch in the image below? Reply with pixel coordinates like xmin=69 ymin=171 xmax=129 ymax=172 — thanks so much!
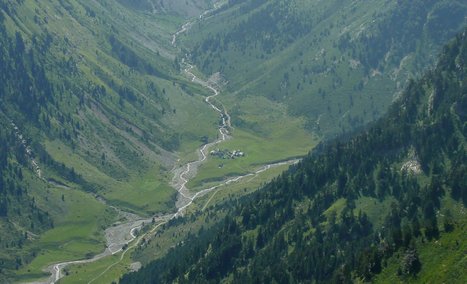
xmin=61 ymin=253 xmax=130 ymax=284
xmin=355 ymin=196 xmax=397 ymax=228
xmin=192 ymin=163 xmax=292 ymax=212
xmin=103 ymin=165 xmax=175 ymax=216
xmin=14 ymin=185 xmax=114 ymax=282
xmin=187 ymin=94 xmax=318 ymax=189
xmin=373 ymin=197 xmax=467 ymax=283
xmin=323 ymin=198 xmax=347 ymax=220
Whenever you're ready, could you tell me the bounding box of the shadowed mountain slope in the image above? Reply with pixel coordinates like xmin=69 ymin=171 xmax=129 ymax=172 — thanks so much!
xmin=121 ymin=28 xmax=467 ymax=284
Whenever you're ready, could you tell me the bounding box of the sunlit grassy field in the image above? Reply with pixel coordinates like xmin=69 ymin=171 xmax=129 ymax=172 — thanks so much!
xmin=14 ymin=181 xmax=114 ymax=282
xmin=187 ymin=94 xmax=318 ymax=189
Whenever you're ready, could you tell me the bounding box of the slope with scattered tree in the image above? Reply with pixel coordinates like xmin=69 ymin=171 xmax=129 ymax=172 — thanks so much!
xmin=121 ymin=29 xmax=467 ymax=284
xmin=181 ymin=0 xmax=467 ymax=136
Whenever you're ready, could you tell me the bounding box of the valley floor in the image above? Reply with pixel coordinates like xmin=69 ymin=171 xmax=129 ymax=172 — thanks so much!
xmin=16 ymin=4 xmax=317 ymax=283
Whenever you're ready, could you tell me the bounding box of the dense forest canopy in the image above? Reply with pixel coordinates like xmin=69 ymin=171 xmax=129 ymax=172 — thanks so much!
xmin=121 ymin=29 xmax=467 ymax=284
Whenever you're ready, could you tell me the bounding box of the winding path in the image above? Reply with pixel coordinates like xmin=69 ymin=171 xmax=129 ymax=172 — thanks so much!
xmin=41 ymin=2 xmax=299 ymax=283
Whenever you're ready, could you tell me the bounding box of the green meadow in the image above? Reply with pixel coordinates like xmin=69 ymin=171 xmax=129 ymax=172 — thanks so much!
xmin=14 ymin=180 xmax=114 ymax=282
xmin=373 ymin=197 xmax=467 ymax=284
xmin=62 ymin=160 xmax=294 ymax=283
xmin=61 ymin=253 xmax=130 ymax=284
xmin=187 ymin=94 xmax=318 ymax=190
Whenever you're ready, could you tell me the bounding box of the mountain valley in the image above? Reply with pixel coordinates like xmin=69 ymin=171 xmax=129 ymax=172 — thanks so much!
xmin=0 ymin=0 xmax=465 ymax=283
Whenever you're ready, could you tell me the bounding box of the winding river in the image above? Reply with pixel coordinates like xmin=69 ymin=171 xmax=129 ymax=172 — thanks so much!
xmin=38 ymin=3 xmax=299 ymax=283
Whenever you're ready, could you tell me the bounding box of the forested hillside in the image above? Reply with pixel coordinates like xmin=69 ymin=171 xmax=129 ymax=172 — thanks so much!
xmin=0 ymin=0 xmax=179 ymax=210
xmin=0 ymin=0 xmax=219 ymax=280
xmin=121 ymin=29 xmax=467 ymax=283
xmin=0 ymin=120 xmax=54 ymax=277
xmin=182 ymin=0 xmax=467 ymax=136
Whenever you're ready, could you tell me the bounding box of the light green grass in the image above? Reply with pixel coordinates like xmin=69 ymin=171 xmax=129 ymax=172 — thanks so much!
xmin=323 ymin=198 xmax=347 ymax=220
xmin=103 ymin=165 xmax=175 ymax=215
xmin=61 ymin=253 xmax=130 ymax=284
xmin=44 ymin=140 xmax=115 ymax=188
xmin=355 ymin=196 xmax=397 ymax=228
xmin=373 ymin=197 xmax=467 ymax=283
xmin=188 ymin=95 xmax=317 ymax=189
xmin=44 ymin=140 xmax=175 ymax=215
xmin=188 ymin=127 xmax=311 ymax=188
xmin=192 ymin=163 xmax=292 ymax=212
xmin=14 ymin=185 xmax=114 ymax=282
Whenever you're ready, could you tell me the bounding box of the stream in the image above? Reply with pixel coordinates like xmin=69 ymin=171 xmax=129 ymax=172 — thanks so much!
xmin=37 ymin=2 xmax=300 ymax=283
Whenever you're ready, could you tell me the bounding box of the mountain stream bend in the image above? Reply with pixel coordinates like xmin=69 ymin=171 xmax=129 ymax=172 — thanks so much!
xmin=37 ymin=4 xmax=299 ymax=284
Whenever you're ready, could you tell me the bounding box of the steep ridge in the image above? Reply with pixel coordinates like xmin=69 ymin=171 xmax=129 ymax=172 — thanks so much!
xmin=121 ymin=29 xmax=467 ymax=283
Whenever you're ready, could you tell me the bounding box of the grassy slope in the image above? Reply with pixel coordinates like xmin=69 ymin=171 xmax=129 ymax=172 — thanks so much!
xmin=181 ymin=0 xmax=467 ymax=136
xmin=3 ymin=0 xmax=215 ymax=214
xmin=63 ymin=254 xmax=128 ymax=284
xmin=13 ymin=172 xmax=114 ymax=282
xmin=180 ymin=0 xmax=391 ymax=135
xmin=0 ymin=0 xmax=226 ymax=281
